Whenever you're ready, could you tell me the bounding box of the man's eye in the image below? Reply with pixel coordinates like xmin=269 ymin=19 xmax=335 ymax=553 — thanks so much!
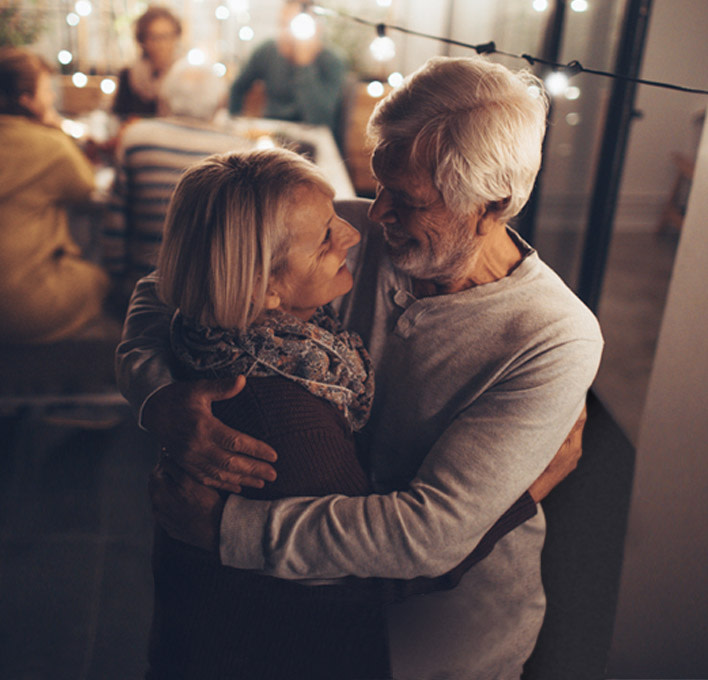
xmin=322 ymin=228 xmax=331 ymax=244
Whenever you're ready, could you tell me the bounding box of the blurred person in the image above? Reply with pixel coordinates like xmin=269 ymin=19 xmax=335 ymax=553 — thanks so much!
xmin=0 ymin=47 xmax=109 ymax=344
xmin=104 ymin=59 xmax=250 ymax=307
xmin=113 ymin=5 xmax=182 ymax=118
xmin=228 ymin=0 xmax=346 ymax=134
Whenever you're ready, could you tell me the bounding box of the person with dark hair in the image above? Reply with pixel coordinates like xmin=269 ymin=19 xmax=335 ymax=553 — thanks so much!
xmin=112 ymin=5 xmax=182 ymax=118
xmin=0 ymin=47 xmax=108 ymax=344
xmin=228 ymin=0 xmax=346 ymax=134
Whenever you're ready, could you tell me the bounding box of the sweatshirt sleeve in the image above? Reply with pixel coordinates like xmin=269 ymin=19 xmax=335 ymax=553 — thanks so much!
xmin=220 ymin=335 xmax=602 ymax=579
xmin=114 ymin=272 xmax=176 ymax=424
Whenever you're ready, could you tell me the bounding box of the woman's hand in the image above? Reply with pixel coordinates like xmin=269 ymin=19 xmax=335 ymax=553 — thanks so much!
xmin=529 ymin=404 xmax=587 ymax=503
xmin=142 ymin=375 xmax=277 ymax=494
xmin=149 ymin=457 xmax=224 ymax=553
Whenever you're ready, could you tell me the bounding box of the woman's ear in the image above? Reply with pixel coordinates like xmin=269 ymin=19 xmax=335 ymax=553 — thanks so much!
xmin=263 ymin=289 xmax=281 ymax=310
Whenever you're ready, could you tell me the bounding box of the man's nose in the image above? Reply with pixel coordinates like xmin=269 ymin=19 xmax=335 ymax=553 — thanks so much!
xmin=368 ymin=188 xmax=396 ymax=223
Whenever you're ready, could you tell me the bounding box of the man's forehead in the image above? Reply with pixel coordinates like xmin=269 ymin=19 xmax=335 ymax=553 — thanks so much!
xmin=371 ymin=145 xmax=433 ymax=190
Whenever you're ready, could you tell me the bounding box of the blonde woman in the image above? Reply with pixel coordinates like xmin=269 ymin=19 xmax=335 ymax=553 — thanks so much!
xmin=147 ymin=148 xmax=534 ymax=679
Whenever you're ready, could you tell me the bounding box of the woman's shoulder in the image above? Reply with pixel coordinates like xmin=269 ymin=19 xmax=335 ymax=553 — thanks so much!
xmin=213 ymin=375 xmax=349 ymax=438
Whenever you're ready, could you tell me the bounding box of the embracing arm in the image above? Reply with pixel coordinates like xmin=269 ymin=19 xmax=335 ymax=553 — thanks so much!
xmin=115 ymin=273 xmax=277 ymax=491
xmin=219 ymin=338 xmax=602 ymax=579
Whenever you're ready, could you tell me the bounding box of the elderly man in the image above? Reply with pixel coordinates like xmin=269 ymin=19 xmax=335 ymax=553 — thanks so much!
xmin=103 ymin=60 xmax=249 ymax=305
xmin=117 ymin=56 xmax=602 ymax=678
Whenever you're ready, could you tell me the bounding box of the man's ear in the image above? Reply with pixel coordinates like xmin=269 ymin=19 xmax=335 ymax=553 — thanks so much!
xmin=478 ymin=197 xmax=511 ymax=234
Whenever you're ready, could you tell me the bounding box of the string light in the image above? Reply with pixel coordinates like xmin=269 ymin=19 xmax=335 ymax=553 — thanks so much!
xmin=290 ymin=12 xmax=316 ymax=40
xmin=57 ymin=50 xmax=73 ymax=65
xmin=213 ymin=62 xmax=227 ymax=77
xmin=215 ymin=5 xmax=229 ymax=20
xmin=74 ymin=0 xmax=92 ymax=17
xmin=367 ymin=80 xmax=385 ymax=98
xmin=532 ymin=0 xmax=549 ymax=11
xmin=566 ymin=112 xmax=581 ymax=126
xmin=61 ymin=119 xmax=87 ymax=138
xmin=66 ymin=12 xmax=79 ymax=26
xmin=312 ymin=5 xmax=708 ymax=97
xmin=370 ymin=35 xmax=396 ymax=61
xmin=100 ymin=78 xmax=116 ymax=94
xmin=565 ymin=85 xmax=581 ymax=100
xmin=387 ymin=71 xmax=404 ymax=88
xmin=527 ymin=84 xmax=542 ymax=99
xmin=72 ymin=72 xmax=88 ymax=88
xmin=187 ymin=48 xmax=206 ymax=65
xmin=229 ymin=0 xmax=249 ymax=11
xmin=545 ymin=71 xmax=569 ymax=96
xmin=238 ymin=25 xmax=254 ymax=41
xmin=570 ymin=0 xmax=589 ymax=12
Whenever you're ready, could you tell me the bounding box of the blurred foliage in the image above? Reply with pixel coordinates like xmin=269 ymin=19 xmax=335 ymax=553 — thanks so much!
xmin=0 ymin=1 xmax=47 ymax=47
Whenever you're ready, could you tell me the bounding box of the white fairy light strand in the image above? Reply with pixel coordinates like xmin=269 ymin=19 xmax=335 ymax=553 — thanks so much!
xmin=312 ymin=5 xmax=708 ymax=97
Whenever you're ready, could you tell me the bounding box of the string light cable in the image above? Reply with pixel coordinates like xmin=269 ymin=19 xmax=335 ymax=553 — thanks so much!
xmin=312 ymin=4 xmax=708 ymax=97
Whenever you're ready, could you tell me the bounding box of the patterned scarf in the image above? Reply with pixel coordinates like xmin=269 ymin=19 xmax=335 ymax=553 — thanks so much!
xmin=170 ymin=305 xmax=375 ymax=431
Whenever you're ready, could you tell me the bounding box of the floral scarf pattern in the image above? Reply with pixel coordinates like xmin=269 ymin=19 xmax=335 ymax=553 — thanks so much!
xmin=170 ymin=305 xmax=375 ymax=431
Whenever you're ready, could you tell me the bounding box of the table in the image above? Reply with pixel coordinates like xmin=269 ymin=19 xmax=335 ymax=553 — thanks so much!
xmin=223 ymin=115 xmax=356 ymax=198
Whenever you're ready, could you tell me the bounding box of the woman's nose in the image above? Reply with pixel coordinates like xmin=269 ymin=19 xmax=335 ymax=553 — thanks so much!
xmin=337 ymin=219 xmax=361 ymax=249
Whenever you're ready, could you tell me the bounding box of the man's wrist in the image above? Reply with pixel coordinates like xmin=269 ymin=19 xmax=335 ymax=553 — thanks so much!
xmin=219 ymin=494 xmax=272 ymax=570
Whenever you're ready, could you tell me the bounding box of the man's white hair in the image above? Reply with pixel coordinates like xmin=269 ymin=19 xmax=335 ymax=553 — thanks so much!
xmin=159 ymin=59 xmax=227 ymax=121
xmin=367 ymin=56 xmax=550 ymax=221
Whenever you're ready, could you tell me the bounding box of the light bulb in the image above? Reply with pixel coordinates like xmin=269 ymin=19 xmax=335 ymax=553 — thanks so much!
xmin=532 ymin=0 xmax=549 ymax=11
xmin=545 ymin=71 xmax=569 ymax=96
xmin=370 ymin=35 xmax=395 ymax=62
xmin=58 ymin=50 xmax=73 ymax=65
xmin=213 ymin=62 xmax=227 ymax=77
xmin=290 ymin=13 xmax=316 ymax=41
xmin=74 ymin=0 xmax=92 ymax=17
xmin=187 ymin=49 xmax=206 ymax=66
xmin=527 ymin=84 xmax=542 ymax=99
xmin=215 ymin=5 xmax=229 ymax=20
xmin=72 ymin=72 xmax=88 ymax=88
xmin=570 ymin=0 xmax=589 ymax=12
xmin=565 ymin=85 xmax=581 ymax=100
xmin=387 ymin=71 xmax=404 ymax=88
xmin=367 ymin=81 xmax=385 ymax=98
xmin=66 ymin=12 xmax=79 ymax=26
xmin=238 ymin=25 xmax=254 ymax=41
xmin=100 ymin=78 xmax=116 ymax=94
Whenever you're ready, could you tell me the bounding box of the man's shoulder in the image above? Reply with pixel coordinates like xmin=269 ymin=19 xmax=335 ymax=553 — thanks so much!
xmin=334 ymin=198 xmax=374 ymax=230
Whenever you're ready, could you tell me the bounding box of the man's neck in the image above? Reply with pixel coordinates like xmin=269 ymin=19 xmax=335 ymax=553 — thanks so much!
xmin=413 ymin=224 xmax=523 ymax=297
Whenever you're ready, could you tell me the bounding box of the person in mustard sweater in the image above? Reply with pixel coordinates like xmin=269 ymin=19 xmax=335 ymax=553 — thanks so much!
xmin=0 ymin=47 xmax=109 ymax=344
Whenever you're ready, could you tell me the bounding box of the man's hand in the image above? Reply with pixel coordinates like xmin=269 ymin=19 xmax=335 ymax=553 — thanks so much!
xmin=149 ymin=458 xmax=224 ymax=553
xmin=529 ymin=404 xmax=587 ymax=503
xmin=142 ymin=376 xmax=277 ymax=494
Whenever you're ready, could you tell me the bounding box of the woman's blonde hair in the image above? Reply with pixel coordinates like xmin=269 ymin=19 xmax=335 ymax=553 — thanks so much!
xmin=157 ymin=147 xmax=333 ymax=330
